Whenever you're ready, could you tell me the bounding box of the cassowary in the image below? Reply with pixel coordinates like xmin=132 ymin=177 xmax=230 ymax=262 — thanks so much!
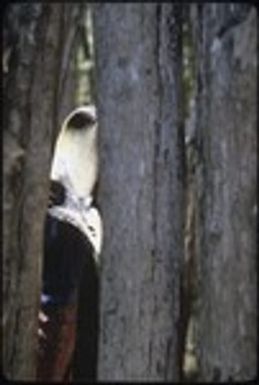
xmin=37 ymin=106 xmax=103 ymax=381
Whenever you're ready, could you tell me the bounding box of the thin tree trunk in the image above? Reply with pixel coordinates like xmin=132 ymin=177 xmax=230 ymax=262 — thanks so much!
xmin=191 ymin=4 xmax=257 ymax=381
xmin=93 ymin=4 xmax=185 ymax=381
xmin=3 ymin=4 xmax=80 ymax=380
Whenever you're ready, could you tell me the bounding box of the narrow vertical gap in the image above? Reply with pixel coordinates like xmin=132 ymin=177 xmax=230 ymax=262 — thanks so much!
xmin=147 ymin=4 xmax=162 ymax=374
xmin=182 ymin=4 xmax=199 ymax=382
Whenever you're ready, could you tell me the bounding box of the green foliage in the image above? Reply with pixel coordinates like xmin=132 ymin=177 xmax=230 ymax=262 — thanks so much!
xmin=75 ymin=6 xmax=95 ymax=105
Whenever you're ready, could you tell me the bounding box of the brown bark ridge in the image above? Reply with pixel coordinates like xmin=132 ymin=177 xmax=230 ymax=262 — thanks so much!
xmin=3 ymin=4 xmax=81 ymax=380
xmin=191 ymin=4 xmax=257 ymax=381
xmin=93 ymin=4 xmax=185 ymax=381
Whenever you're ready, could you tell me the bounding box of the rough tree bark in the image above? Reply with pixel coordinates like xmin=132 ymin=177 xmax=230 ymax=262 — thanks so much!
xmin=3 ymin=4 xmax=81 ymax=380
xmin=93 ymin=4 xmax=185 ymax=381
xmin=191 ymin=4 xmax=257 ymax=381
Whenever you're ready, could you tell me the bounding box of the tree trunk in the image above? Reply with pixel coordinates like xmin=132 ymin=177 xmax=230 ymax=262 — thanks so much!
xmin=3 ymin=4 xmax=80 ymax=380
xmin=191 ymin=4 xmax=257 ymax=381
xmin=93 ymin=4 xmax=185 ymax=381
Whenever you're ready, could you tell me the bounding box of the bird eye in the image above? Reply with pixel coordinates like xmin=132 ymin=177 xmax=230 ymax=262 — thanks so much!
xmin=88 ymin=225 xmax=96 ymax=236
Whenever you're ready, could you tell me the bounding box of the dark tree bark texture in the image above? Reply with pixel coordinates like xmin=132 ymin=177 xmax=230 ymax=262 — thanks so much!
xmin=93 ymin=4 xmax=185 ymax=381
xmin=3 ymin=4 xmax=81 ymax=380
xmin=191 ymin=4 xmax=257 ymax=381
